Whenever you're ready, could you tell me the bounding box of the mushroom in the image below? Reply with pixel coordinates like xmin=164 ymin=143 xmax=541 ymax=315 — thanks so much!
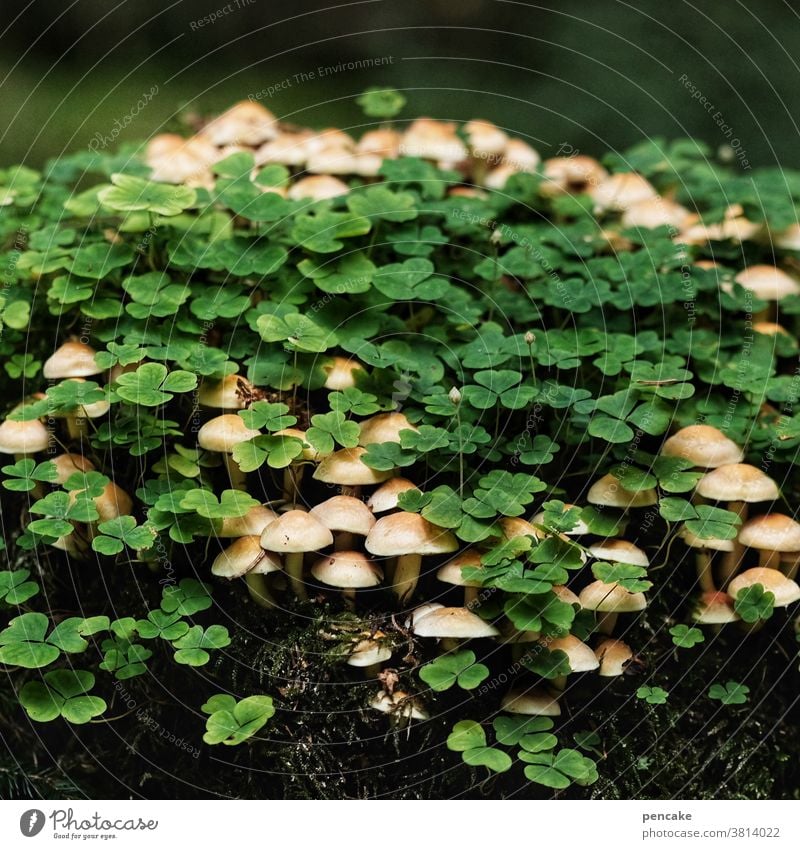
xmin=728 ymin=567 xmax=800 ymax=608
xmin=260 ymin=510 xmax=333 ymax=600
xmin=738 ymin=514 xmax=800 ymax=578
xmin=0 ymin=416 xmax=51 ymax=460
xmin=370 ymin=689 xmax=429 ymax=723
xmin=346 ymin=636 xmax=392 ymax=678
xmin=198 ymin=374 xmax=255 ymax=411
xmin=309 ymin=495 xmax=376 ymax=550
xmin=357 ymin=412 xmax=419 ymax=447
xmin=589 ymin=172 xmax=657 ymax=212
xmin=412 ymin=605 xmax=499 ymax=651
xmin=358 ymin=128 xmax=401 ymax=159
xmin=499 ymin=516 xmax=544 ymax=541
xmin=367 ymin=477 xmax=420 ymax=514
xmin=272 ymin=427 xmax=325 ymax=507
xmin=197 ymin=414 xmax=260 ymax=491
xmin=366 ymin=512 xmax=458 ymax=604
xmin=217 ymin=504 xmax=278 ymax=538
xmin=199 ymin=100 xmax=277 ymax=147
xmin=436 ymin=549 xmax=484 ymax=606
xmin=587 ymin=474 xmax=657 ymax=509
xmin=312 ymin=446 xmax=392 ymax=497
xmin=621 ymin=197 xmax=694 ymax=230
xmin=588 ymin=539 xmax=649 ymax=567
xmin=52 ymin=378 xmax=110 ymax=441
xmin=661 ymin=425 xmax=744 ymax=469
xmin=400 ymin=118 xmax=467 ymax=167
xmin=695 ymin=464 xmax=780 ymax=584
xmin=594 ymin=638 xmax=634 ymax=677
xmin=406 ymin=602 xmax=445 ymax=629
xmin=287 ymin=175 xmax=349 ymax=201
xmin=50 ymin=453 xmax=95 ymax=484
xmin=733 ymin=264 xmax=800 ymax=322
xmin=322 ymin=357 xmax=365 ymax=391
xmin=42 ymin=341 xmax=101 ymax=380
xmin=551 ymin=585 xmax=581 ymax=607
xmin=540 ymin=155 xmax=607 ymax=197
xmin=212 ymin=535 xmax=282 ymax=609
xmin=311 ymin=551 xmax=382 ymax=608
xmin=500 ymin=687 xmax=561 ymax=716
xmin=678 ymin=527 xmax=734 ymax=592
xmin=692 ymin=590 xmax=740 ymax=626
xmin=578 ymin=580 xmax=647 ymax=635
xmin=541 ymin=634 xmax=599 ymax=689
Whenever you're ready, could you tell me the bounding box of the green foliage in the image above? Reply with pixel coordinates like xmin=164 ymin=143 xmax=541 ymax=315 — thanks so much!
xmin=636 ymin=686 xmax=669 ymax=705
xmin=19 ymin=670 xmax=107 ymax=724
xmin=419 ymin=650 xmax=490 ymax=691
xmin=201 ymin=695 xmax=276 ymax=745
xmin=669 ymin=625 xmax=705 ymax=648
xmin=708 ymin=681 xmax=750 ymax=705
xmin=733 ymin=584 xmax=775 ymax=623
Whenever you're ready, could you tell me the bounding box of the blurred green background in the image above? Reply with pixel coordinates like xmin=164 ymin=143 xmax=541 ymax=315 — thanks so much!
xmin=1 ymin=0 xmax=799 ymax=169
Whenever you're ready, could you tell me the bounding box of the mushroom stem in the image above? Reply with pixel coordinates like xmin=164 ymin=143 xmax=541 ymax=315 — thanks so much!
xmin=363 ymin=661 xmax=382 ymax=679
xmin=335 ymin=531 xmax=355 ymax=552
xmin=65 ymin=415 xmax=85 ymax=441
xmin=696 ymin=551 xmax=716 ymax=592
xmin=245 ymin=572 xmax=278 ymax=610
xmin=440 ymin=637 xmax=462 ymax=653
xmin=340 ymin=484 xmax=361 ymax=498
xmin=282 ymin=465 xmax=304 ymax=506
xmin=464 ymin=586 xmax=479 ymax=608
xmin=342 ymin=587 xmax=356 ymax=610
xmin=784 ymin=554 xmax=800 ymax=581
xmin=223 ymin=453 xmax=247 ymax=491
xmin=597 ymin=612 xmax=618 ymax=636
xmin=552 ymin=674 xmax=568 ymax=691
xmin=759 ymin=548 xmax=780 ymax=570
xmin=392 ymin=553 xmax=422 ymax=604
xmin=719 ymin=501 xmax=747 ymax=587
xmin=285 ymin=551 xmax=308 ymax=600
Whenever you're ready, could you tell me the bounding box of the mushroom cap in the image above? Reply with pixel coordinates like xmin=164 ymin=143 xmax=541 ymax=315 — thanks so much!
xmin=358 ymin=413 xmax=419 ymax=447
xmin=370 ymin=690 xmax=429 ymax=721
xmin=544 ymin=635 xmax=599 ymax=673
xmin=260 ymin=510 xmax=333 ymax=553
xmin=367 ymin=477 xmax=420 ymax=513
xmin=595 ymin=638 xmax=634 ymax=676
xmin=287 ymin=175 xmax=349 ymax=201
xmin=357 ymin=129 xmax=401 ymax=158
xmin=401 ymin=118 xmax=467 ymax=163
xmin=728 ymin=567 xmax=800 ymax=608
xmin=738 ymin=514 xmax=800 ymax=552
xmin=322 ymin=357 xmax=365 ymax=390
xmin=502 ymin=137 xmax=541 ymax=171
xmin=692 ymin=590 xmax=740 ymax=624
xmin=587 ymin=473 xmax=657 ymax=508
xmin=588 ymin=539 xmax=650 ymax=567
xmin=42 ymin=342 xmax=101 ymax=379
xmin=499 ymin=516 xmax=544 ymax=540
xmin=541 ymin=155 xmax=607 ymax=195
xmin=212 ymin=536 xmax=281 ymax=579
xmin=50 ymin=453 xmax=95 ymax=485
xmin=198 ymin=375 xmax=253 ymax=410
xmin=0 ymin=418 xmax=51 ymax=454
xmin=313 ymin=446 xmax=393 ymax=486
xmin=532 ymin=503 xmax=589 ymax=535
xmin=365 ymin=512 xmax=458 ymax=557
xmin=661 ymin=425 xmax=744 ymax=469
xmin=551 ymin=585 xmax=581 ymax=607
xmin=590 ymin=172 xmax=657 ymax=212
xmin=200 ymin=100 xmax=277 ymax=146
xmin=92 ymin=482 xmax=133 ymax=523
xmin=218 ymin=505 xmax=278 ymax=538
xmin=309 ymin=496 xmax=376 ymax=536
xmin=465 ymin=119 xmax=508 ymax=157
xmin=347 ymin=638 xmax=392 ymax=667
xmin=197 ymin=414 xmax=260 ymax=453
xmin=437 ymin=549 xmax=484 ymax=587
xmin=579 ymin=580 xmax=647 ymax=613
xmin=696 ymin=464 xmax=779 ymax=503
xmin=412 ymin=607 xmax=499 ymax=639
xmin=311 ymin=551 xmax=383 ymax=588
xmin=256 ymin=131 xmax=312 ymax=167
xmin=500 ymin=687 xmax=561 ymax=716
xmin=679 ymin=525 xmax=735 ymax=552
xmin=734 ymin=264 xmax=800 ymax=301
xmin=621 ymin=197 xmax=694 ymax=230
xmin=753 ymin=321 xmax=792 ymax=337
xmin=406 ymin=602 xmax=445 ymax=629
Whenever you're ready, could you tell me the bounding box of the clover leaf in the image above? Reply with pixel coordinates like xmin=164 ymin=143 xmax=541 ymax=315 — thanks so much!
xmin=160 ymin=578 xmax=213 ymax=616
xmin=92 ymin=516 xmax=157 ymax=555
xmin=733 ymin=583 xmax=775 ymax=623
xmin=636 ymin=686 xmax=669 ymax=705
xmin=356 ymin=87 xmax=406 ymax=118
xmin=202 ymin=695 xmax=275 ymax=745
xmin=669 ymin=624 xmax=705 ymax=648
xmin=171 ymin=624 xmax=231 ymax=666
xmin=98 ymin=173 xmax=196 ymax=216
xmin=114 ymin=363 xmax=197 ymax=406
xmin=0 ymin=569 xmax=40 ymax=605
xmin=19 ymin=669 xmax=106 ymax=724
xmin=708 ymin=681 xmax=750 ymax=705
xmin=419 ymin=650 xmax=490 ymax=691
